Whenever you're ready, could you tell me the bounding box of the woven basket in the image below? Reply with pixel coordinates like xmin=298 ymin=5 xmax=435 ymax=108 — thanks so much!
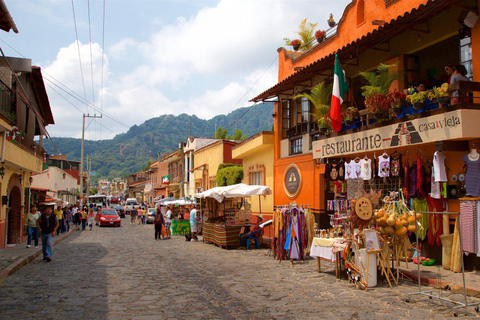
xmin=440 ymin=234 xmax=454 ymax=270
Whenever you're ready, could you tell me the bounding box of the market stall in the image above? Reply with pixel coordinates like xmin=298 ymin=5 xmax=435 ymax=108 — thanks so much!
xmin=156 ymin=198 xmax=195 ymax=235
xmin=194 ymin=184 xmax=272 ymax=249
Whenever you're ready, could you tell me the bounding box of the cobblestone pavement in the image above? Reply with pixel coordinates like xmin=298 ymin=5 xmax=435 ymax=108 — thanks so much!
xmin=1 ymin=221 xmax=480 ymax=319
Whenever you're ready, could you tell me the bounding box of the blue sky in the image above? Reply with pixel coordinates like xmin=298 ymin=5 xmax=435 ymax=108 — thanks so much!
xmin=0 ymin=0 xmax=350 ymax=140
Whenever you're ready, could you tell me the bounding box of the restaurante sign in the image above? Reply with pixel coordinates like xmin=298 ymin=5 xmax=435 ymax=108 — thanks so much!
xmin=313 ymin=109 xmax=476 ymax=159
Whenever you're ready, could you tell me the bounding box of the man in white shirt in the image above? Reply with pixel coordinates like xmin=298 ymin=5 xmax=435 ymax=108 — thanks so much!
xmin=189 ymin=206 xmax=198 ymax=242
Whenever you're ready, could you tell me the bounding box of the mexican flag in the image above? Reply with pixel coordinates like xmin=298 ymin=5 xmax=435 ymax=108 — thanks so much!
xmin=330 ymin=54 xmax=349 ymax=133
xmin=162 ymin=175 xmax=170 ymax=185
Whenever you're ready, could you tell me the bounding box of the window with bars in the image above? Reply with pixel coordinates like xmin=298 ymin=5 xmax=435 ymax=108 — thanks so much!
xmin=281 ymin=100 xmax=291 ymax=138
xmin=250 ymin=171 xmax=263 ymax=186
xmin=290 ymin=137 xmax=303 ymax=155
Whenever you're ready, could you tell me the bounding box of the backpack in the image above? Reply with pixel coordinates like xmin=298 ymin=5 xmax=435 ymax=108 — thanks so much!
xmin=154 ymin=213 xmax=163 ymax=225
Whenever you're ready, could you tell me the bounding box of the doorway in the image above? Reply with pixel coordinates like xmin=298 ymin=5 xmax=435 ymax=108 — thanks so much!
xmin=7 ymin=186 xmax=22 ymax=245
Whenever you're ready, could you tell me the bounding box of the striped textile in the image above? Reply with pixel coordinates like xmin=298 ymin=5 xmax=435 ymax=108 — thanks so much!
xmin=460 ymin=201 xmax=476 ymax=253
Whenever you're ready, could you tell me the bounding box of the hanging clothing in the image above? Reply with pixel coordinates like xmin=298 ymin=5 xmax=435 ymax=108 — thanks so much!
xmin=354 ymin=160 xmax=362 ymax=179
xmin=360 ymin=158 xmax=372 ymax=180
xmin=304 ymin=208 xmax=315 ymax=251
xmin=430 ymin=165 xmax=441 ymax=199
xmin=345 ymin=160 xmax=357 ymax=180
xmin=346 ymin=179 xmax=364 ymax=200
xmin=463 ymin=154 xmax=480 ymax=197
xmin=338 ymin=161 xmax=345 ymax=181
xmin=378 ymin=155 xmax=390 ymax=177
xmin=460 ymin=200 xmax=476 ymax=254
xmin=328 ymin=162 xmax=340 ymax=181
xmin=426 ymin=195 xmax=444 ymax=246
xmin=433 ymin=151 xmax=447 ymax=182
xmin=390 ymin=153 xmax=402 ymax=177
xmin=412 ymin=197 xmax=429 ymax=241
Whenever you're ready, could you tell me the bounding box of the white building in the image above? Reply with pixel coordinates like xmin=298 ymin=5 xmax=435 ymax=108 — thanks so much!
xmin=31 ymin=166 xmax=78 ymax=207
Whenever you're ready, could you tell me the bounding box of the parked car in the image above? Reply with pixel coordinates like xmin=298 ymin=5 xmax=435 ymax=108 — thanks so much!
xmin=112 ymin=205 xmax=125 ymax=218
xmin=146 ymin=208 xmax=156 ymax=224
xmin=125 ymin=198 xmax=140 ymax=215
xmin=110 ymin=196 xmax=119 ymax=204
xmin=96 ymin=208 xmax=121 ymax=227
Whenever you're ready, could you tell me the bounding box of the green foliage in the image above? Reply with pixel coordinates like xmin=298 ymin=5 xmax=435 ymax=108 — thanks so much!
xmin=42 ymin=102 xmax=274 ymax=181
xmin=142 ymin=159 xmax=152 ymax=171
xmin=360 ymin=63 xmax=398 ymax=97
xmin=295 ymin=82 xmax=332 ymax=126
xmin=90 ymin=187 xmax=98 ymax=195
xmin=213 ymin=126 xmax=229 ymax=139
xmin=231 ymin=128 xmax=247 ymax=140
xmin=284 ymin=18 xmax=318 ymax=52
xmin=216 ymin=165 xmax=243 ymax=187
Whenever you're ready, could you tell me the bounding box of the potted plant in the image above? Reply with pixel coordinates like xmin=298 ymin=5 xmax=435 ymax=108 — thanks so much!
xmin=315 ymin=30 xmax=326 ymax=43
xmin=365 ymin=93 xmax=390 ymax=120
xmin=289 ymin=39 xmax=302 ymax=51
xmin=406 ymin=91 xmax=427 ymax=110
xmin=284 ymin=19 xmax=318 ymax=52
xmin=328 ymin=13 xmax=336 ymax=28
xmin=427 ymin=83 xmax=450 ymax=106
xmin=360 ymin=63 xmax=399 ymax=120
xmin=388 ymin=90 xmax=406 ymax=115
xmin=342 ymin=106 xmax=358 ymax=126
xmin=294 ymin=82 xmax=332 ymax=133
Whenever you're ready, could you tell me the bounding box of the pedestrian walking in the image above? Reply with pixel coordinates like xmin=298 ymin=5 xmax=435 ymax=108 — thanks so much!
xmin=189 ymin=205 xmax=198 ymax=242
xmin=64 ymin=206 xmax=71 ymax=232
xmin=154 ymin=207 xmax=164 ymax=240
xmin=130 ymin=209 xmax=136 ymax=224
xmin=36 ymin=206 xmax=59 ymax=262
xmin=141 ymin=207 xmax=146 ymax=224
xmin=54 ymin=206 xmax=64 ymax=235
xmin=87 ymin=208 xmax=95 ymax=230
xmin=137 ymin=207 xmax=143 ymax=225
xmin=80 ymin=206 xmax=88 ymax=230
xmin=164 ymin=206 xmax=173 ymax=239
xmin=25 ymin=206 xmax=40 ymax=248
xmin=73 ymin=206 xmax=81 ymax=230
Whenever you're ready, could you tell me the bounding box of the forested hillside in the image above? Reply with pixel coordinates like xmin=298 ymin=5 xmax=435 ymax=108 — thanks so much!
xmin=43 ymin=102 xmax=274 ymax=179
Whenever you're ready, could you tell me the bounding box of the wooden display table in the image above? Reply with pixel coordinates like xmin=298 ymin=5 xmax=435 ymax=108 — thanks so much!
xmin=310 ymin=237 xmax=348 ymax=278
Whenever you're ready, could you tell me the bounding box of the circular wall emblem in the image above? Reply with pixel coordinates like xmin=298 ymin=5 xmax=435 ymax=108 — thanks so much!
xmin=283 ymin=164 xmax=302 ymax=198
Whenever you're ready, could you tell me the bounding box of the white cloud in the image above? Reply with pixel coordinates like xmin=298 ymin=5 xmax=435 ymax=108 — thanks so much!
xmin=43 ymin=0 xmax=350 ymax=140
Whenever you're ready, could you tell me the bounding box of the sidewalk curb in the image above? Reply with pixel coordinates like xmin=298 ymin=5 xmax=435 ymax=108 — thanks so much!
xmin=401 ymin=269 xmax=480 ymax=298
xmin=0 ymin=229 xmax=74 ymax=283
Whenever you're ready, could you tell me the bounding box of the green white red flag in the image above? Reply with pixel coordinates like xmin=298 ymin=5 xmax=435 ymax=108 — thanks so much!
xmin=330 ymin=54 xmax=349 ymax=132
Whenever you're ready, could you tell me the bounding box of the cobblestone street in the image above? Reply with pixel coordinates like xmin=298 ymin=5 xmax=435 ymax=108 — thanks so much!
xmin=1 ymin=221 xmax=479 ymax=319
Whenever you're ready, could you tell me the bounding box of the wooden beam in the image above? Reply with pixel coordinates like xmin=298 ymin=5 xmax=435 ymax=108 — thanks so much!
xmin=435 ymin=140 xmax=469 ymax=152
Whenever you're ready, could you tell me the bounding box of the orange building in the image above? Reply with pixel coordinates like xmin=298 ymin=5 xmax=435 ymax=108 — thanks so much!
xmin=252 ymin=0 xmax=480 ymax=239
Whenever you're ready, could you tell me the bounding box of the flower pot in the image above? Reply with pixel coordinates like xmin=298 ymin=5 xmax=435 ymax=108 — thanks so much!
xmin=316 ymin=37 xmax=324 ymax=44
xmin=319 ymin=127 xmax=326 ymax=133
xmin=392 ymin=106 xmax=403 ymax=115
xmin=413 ymin=102 xmax=425 ymax=110
xmin=373 ymin=113 xmax=383 ymax=121
xmin=437 ymin=96 xmax=449 ymax=105
xmin=293 ymin=46 xmax=300 ymax=51
xmin=344 ymin=119 xmax=353 ymax=127
xmin=328 ymin=21 xmax=336 ymax=28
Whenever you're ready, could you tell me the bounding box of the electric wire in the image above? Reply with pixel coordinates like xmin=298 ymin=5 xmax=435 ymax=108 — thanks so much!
xmin=71 ymin=0 xmax=89 ymax=114
xmin=0 ymin=39 xmax=129 ymax=129
xmin=87 ymin=0 xmax=96 ymax=141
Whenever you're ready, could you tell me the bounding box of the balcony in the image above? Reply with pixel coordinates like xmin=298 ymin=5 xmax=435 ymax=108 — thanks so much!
xmin=311 ymin=81 xmax=480 ymax=159
xmin=0 ymin=79 xmax=15 ymax=125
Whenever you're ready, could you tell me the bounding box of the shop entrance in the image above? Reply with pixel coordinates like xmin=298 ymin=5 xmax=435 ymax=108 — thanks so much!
xmin=7 ymin=186 xmax=22 ymax=245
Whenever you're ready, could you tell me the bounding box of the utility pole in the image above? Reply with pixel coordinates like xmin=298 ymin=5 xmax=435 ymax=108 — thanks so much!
xmin=80 ymin=113 xmax=102 ymax=201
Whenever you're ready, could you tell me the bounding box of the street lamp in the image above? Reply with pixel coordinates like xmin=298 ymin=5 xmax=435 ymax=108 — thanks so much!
xmin=0 ymin=164 xmax=5 ymax=180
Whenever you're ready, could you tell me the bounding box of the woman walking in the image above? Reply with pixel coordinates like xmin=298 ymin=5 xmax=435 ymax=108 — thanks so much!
xmin=80 ymin=206 xmax=88 ymax=230
xmin=25 ymin=206 xmax=40 ymax=248
xmin=154 ymin=207 xmax=164 ymax=240
xmin=87 ymin=208 xmax=95 ymax=230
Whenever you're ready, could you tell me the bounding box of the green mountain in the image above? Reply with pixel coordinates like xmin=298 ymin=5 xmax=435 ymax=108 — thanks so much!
xmin=43 ymin=102 xmax=274 ymax=179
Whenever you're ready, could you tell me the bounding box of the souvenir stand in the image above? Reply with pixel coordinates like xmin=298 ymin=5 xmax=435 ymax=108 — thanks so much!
xmin=162 ymin=198 xmax=195 ymax=235
xmin=194 ymin=184 xmax=272 ymax=249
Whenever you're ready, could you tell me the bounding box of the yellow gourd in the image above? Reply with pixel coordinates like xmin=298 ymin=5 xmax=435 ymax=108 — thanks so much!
xmin=385 ymin=226 xmax=395 ymax=234
xmin=407 ymin=224 xmax=417 ymax=232
xmin=394 ymin=219 xmax=403 ymax=229
xmin=395 ymin=226 xmax=408 ymax=236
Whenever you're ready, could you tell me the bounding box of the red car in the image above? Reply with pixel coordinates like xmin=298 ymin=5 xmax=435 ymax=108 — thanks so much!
xmin=96 ymin=208 xmax=121 ymax=227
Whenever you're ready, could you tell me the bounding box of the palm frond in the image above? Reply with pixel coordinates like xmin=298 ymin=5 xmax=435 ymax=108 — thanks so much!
xmin=360 ymin=63 xmax=398 ymax=96
xmin=294 ymin=82 xmax=332 ymax=120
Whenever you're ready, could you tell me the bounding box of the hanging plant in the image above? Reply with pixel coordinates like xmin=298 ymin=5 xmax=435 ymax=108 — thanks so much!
xmin=284 ymin=18 xmax=318 ymax=52
xmin=315 ymin=30 xmax=326 ymax=43
xmin=289 ymin=39 xmax=302 ymax=51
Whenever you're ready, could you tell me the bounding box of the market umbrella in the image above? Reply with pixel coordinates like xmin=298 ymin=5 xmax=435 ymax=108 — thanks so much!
xmin=155 ymin=197 xmax=174 ymax=204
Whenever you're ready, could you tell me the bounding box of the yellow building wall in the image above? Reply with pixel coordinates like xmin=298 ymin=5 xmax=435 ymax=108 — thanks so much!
xmin=239 ymin=145 xmax=274 ymax=216
xmin=194 ymin=142 xmax=225 ymax=189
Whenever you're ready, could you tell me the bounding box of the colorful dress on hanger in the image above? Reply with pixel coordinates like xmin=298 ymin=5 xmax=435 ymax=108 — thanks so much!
xmin=412 ymin=197 xmax=429 ymax=241
xmin=463 ymin=154 xmax=480 ymax=197
xmin=426 ymin=195 xmax=444 ymax=246
xmin=390 ymin=153 xmax=402 ymax=177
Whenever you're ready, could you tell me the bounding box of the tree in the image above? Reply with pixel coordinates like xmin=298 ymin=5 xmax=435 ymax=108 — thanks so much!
xmin=213 ymin=126 xmax=229 ymax=139
xmin=231 ymin=129 xmax=247 ymax=140
xmin=142 ymin=159 xmax=152 ymax=171
xmin=294 ymin=81 xmax=332 ymax=128
xmin=90 ymin=187 xmax=98 ymax=195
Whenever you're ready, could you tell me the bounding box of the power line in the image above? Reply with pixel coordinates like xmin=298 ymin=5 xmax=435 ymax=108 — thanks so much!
xmin=226 ymin=54 xmax=278 ymax=115
xmin=71 ymin=0 xmax=89 ymax=114
xmin=101 ymin=0 xmax=106 ymax=141
xmin=87 ymin=0 xmax=96 ymax=141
